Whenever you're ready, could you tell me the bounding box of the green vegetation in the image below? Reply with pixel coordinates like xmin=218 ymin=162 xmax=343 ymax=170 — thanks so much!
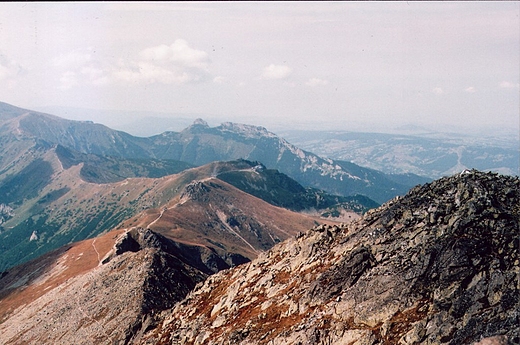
xmin=55 ymin=144 xmax=193 ymax=184
xmin=0 ymin=159 xmax=54 ymax=205
xmin=217 ymin=160 xmax=379 ymax=213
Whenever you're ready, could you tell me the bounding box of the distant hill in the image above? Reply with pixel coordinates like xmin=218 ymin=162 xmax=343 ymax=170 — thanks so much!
xmin=148 ymin=121 xmax=431 ymax=203
xmin=0 ymin=101 xmax=428 ymax=203
xmin=281 ymin=129 xmax=519 ymax=179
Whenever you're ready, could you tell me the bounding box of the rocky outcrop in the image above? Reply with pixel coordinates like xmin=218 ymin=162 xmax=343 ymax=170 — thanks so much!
xmin=104 ymin=227 xmax=244 ymax=274
xmin=0 ymin=203 xmax=14 ymax=226
xmin=0 ymin=228 xmax=216 ymax=345
xmin=142 ymin=170 xmax=519 ymax=344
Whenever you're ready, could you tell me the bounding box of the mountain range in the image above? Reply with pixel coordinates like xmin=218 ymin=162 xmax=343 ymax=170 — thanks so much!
xmin=0 ymin=102 xmax=428 ymax=203
xmin=0 ymin=149 xmax=333 ymax=271
xmin=1 ymin=170 xmax=517 ymax=344
xmin=0 ymin=101 xmax=424 ymax=270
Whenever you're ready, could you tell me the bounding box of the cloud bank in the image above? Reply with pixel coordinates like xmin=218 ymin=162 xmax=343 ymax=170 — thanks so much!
xmin=115 ymin=40 xmax=211 ymax=85
xmin=52 ymin=40 xmax=212 ymax=89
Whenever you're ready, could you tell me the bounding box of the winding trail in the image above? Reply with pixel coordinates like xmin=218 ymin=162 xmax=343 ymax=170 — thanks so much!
xmin=147 ymin=207 xmax=167 ymax=228
xmin=91 ymin=238 xmax=101 ymax=265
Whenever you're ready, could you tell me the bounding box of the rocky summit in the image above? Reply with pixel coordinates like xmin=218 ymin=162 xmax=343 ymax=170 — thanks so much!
xmin=140 ymin=170 xmax=519 ymax=344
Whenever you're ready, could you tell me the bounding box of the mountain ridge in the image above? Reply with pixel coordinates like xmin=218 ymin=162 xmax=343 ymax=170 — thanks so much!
xmin=0 ymin=153 xmax=327 ymax=271
xmin=0 ymin=101 xmax=429 ymax=204
xmin=0 ymin=170 xmax=517 ymax=344
xmin=141 ymin=170 xmax=519 ymax=344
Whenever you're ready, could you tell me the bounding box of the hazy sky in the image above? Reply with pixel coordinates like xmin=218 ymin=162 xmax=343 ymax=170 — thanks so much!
xmin=0 ymin=2 xmax=519 ymax=133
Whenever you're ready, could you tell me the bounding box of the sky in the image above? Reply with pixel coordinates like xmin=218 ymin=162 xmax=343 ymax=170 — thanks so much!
xmin=0 ymin=2 xmax=519 ymax=135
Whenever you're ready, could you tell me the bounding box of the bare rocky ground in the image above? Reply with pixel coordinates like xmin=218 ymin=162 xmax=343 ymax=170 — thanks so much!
xmin=0 ymin=228 xmax=211 ymax=344
xmin=0 ymin=170 xmax=518 ymax=345
xmin=142 ymin=170 xmax=519 ymax=345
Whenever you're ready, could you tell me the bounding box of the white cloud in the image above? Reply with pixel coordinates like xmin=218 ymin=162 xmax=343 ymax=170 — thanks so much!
xmin=500 ymin=81 xmax=520 ymax=89
xmin=53 ymin=50 xmax=92 ymax=69
xmin=113 ymin=61 xmax=193 ymax=84
xmin=432 ymin=87 xmax=444 ymax=95
xmin=261 ymin=64 xmax=292 ymax=80
xmin=0 ymin=54 xmax=23 ymax=81
xmin=114 ymin=40 xmax=211 ymax=85
xmin=53 ymin=48 xmax=111 ymax=89
xmin=464 ymin=86 xmax=476 ymax=93
xmin=306 ymin=78 xmax=329 ymax=87
xmin=81 ymin=66 xmax=110 ymax=86
xmin=139 ymin=39 xmax=209 ymax=69
xmin=58 ymin=71 xmax=78 ymax=90
xmin=51 ymin=40 xmax=211 ymax=88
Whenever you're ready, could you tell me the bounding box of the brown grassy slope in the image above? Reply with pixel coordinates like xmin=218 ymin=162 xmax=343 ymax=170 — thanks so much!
xmin=122 ymin=178 xmax=324 ymax=260
xmin=0 ymin=229 xmax=126 ymax=323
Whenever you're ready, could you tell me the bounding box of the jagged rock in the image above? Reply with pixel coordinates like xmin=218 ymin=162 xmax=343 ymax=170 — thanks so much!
xmin=141 ymin=170 xmax=519 ymax=345
xmin=180 ymin=180 xmax=211 ymax=201
xmin=0 ymin=229 xmax=218 ymax=344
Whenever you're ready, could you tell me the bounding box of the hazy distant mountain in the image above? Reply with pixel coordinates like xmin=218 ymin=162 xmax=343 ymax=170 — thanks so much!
xmin=146 ymin=120 xmax=429 ymax=203
xmin=281 ymin=129 xmax=519 ymax=179
xmin=0 ymin=101 xmax=426 ymax=203
xmin=33 ymin=105 xmax=202 ymax=137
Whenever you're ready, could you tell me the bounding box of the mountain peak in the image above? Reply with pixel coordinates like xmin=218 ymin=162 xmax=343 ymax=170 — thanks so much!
xmin=192 ymin=118 xmax=209 ymax=127
xmin=219 ymin=122 xmax=276 ymax=139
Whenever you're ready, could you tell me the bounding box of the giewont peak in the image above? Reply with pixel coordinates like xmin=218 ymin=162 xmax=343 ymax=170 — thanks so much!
xmin=192 ymin=118 xmax=209 ymax=127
